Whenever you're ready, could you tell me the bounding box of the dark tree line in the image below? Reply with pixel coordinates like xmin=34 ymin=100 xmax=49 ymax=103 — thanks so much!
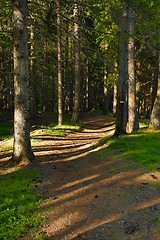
xmin=0 ymin=0 xmax=160 ymax=163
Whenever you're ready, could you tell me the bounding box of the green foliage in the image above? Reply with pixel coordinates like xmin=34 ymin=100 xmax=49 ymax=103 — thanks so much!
xmin=0 ymin=122 xmax=13 ymax=140
xmin=0 ymin=169 xmax=44 ymax=240
xmin=100 ymin=130 xmax=160 ymax=170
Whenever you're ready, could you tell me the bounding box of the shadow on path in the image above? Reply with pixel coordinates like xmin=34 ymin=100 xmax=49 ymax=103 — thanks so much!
xmin=32 ymin=113 xmax=160 ymax=240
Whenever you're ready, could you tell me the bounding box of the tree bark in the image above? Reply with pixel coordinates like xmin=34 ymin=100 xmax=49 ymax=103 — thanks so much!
xmin=115 ymin=1 xmax=128 ymax=136
xmin=56 ymin=0 xmax=63 ymax=125
xmin=85 ymin=59 xmax=89 ymax=111
xmin=128 ymin=5 xmax=139 ymax=133
xmin=149 ymin=44 xmax=160 ymax=129
xmin=72 ymin=3 xmax=81 ymax=122
xmin=113 ymin=84 xmax=117 ymax=115
xmin=29 ymin=25 xmax=37 ymax=120
xmin=12 ymin=0 xmax=35 ymax=164
xmin=150 ymin=44 xmax=159 ymax=113
xmin=103 ymin=65 xmax=110 ymax=114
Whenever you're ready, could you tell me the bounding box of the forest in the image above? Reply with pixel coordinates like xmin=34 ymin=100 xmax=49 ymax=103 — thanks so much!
xmin=0 ymin=0 xmax=160 ymax=239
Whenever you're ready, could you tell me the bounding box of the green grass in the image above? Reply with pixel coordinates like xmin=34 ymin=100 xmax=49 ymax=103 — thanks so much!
xmin=0 ymin=169 xmax=44 ymax=240
xmin=99 ymin=130 xmax=160 ymax=171
xmin=37 ymin=112 xmax=84 ymax=137
xmin=47 ymin=115 xmax=84 ymax=130
xmin=0 ymin=122 xmax=13 ymax=140
xmin=42 ymin=128 xmax=66 ymax=136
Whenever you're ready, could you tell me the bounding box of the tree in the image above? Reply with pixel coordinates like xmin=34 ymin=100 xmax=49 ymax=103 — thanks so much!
xmin=29 ymin=25 xmax=37 ymax=119
xmin=12 ymin=0 xmax=35 ymax=164
xmin=149 ymin=44 xmax=160 ymax=129
xmin=127 ymin=3 xmax=139 ymax=133
xmin=56 ymin=0 xmax=63 ymax=125
xmin=0 ymin=0 xmax=159 ymax=131
xmin=72 ymin=3 xmax=81 ymax=122
xmin=115 ymin=1 xmax=128 ymax=136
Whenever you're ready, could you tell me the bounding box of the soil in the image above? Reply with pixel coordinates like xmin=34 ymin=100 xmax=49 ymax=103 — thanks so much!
xmin=31 ymin=113 xmax=160 ymax=240
xmin=1 ymin=113 xmax=160 ymax=240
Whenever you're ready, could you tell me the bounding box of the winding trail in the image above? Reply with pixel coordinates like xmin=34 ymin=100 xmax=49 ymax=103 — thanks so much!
xmin=33 ymin=113 xmax=160 ymax=240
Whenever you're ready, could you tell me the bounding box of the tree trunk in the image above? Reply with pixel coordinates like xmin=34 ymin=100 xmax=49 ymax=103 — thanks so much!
xmin=85 ymin=59 xmax=89 ymax=111
xmin=127 ymin=5 xmax=139 ymax=133
xmin=103 ymin=65 xmax=110 ymax=114
xmin=149 ymin=44 xmax=160 ymax=129
xmin=72 ymin=3 xmax=81 ymax=122
xmin=113 ymin=84 xmax=117 ymax=115
xmin=115 ymin=1 xmax=128 ymax=136
xmin=12 ymin=0 xmax=35 ymax=164
xmin=29 ymin=25 xmax=37 ymax=120
xmin=150 ymin=44 xmax=159 ymax=113
xmin=56 ymin=0 xmax=63 ymax=125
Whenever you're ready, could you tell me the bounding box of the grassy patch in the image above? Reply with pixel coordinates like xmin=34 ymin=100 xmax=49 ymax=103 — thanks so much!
xmin=35 ymin=112 xmax=84 ymax=137
xmin=47 ymin=117 xmax=84 ymax=130
xmin=53 ymin=124 xmax=82 ymax=131
xmin=0 ymin=169 xmax=44 ymax=240
xmin=99 ymin=130 xmax=160 ymax=171
xmin=42 ymin=128 xmax=65 ymax=136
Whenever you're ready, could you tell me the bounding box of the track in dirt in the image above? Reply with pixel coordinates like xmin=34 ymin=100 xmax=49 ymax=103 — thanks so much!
xmin=33 ymin=113 xmax=160 ymax=240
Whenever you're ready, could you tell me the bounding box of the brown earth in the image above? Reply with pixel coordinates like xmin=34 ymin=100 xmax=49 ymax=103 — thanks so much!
xmin=31 ymin=113 xmax=160 ymax=240
xmin=1 ymin=113 xmax=160 ymax=240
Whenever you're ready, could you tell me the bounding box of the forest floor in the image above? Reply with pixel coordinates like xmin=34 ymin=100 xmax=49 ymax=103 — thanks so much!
xmin=1 ymin=113 xmax=160 ymax=240
xmin=31 ymin=112 xmax=160 ymax=240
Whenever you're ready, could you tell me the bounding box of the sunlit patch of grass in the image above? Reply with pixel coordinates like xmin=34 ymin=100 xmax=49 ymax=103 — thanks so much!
xmin=42 ymin=128 xmax=65 ymax=136
xmin=36 ymin=112 xmax=84 ymax=136
xmin=53 ymin=124 xmax=82 ymax=131
xmin=0 ymin=169 xmax=45 ymax=240
xmin=99 ymin=129 xmax=160 ymax=171
xmin=137 ymin=118 xmax=149 ymax=129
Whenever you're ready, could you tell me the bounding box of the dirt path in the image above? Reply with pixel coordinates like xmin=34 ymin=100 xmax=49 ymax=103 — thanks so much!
xmin=33 ymin=113 xmax=160 ymax=240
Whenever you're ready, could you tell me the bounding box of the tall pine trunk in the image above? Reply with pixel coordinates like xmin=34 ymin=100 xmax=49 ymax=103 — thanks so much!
xmin=149 ymin=44 xmax=160 ymax=129
xmin=56 ymin=0 xmax=63 ymax=125
xmin=72 ymin=3 xmax=81 ymax=122
xmin=128 ymin=4 xmax=139 ymax=133
xmin=115 ymin=1 xmax=128 ymax=136
xmin=12 ymin=0 xmax=35 ymax=164
xmin=29 ymin=25 xmax=37 ymax=120
xmin=151 ymin=44 xmax=160 ymax=113
xmin=85 ymin=59 xmax=89 ymax=111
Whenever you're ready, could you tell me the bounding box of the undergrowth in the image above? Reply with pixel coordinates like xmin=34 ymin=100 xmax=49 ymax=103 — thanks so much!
xmin=0 ymin=169 xmax=44 ymax=240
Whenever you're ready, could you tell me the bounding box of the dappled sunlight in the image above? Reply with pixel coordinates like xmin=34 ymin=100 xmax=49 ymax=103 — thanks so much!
xmin=2 ymin=113 xmax=160 ymax=239
xmin=37 ymin=150 xmax=160 ymax=240
xmin=58 ymin=174 xmax=99 ymax=191
xmin=134 ymin=197 xmax=160 ymax=211
xmin=41 ymin=165 xmax=160 ymax=240
xmin=33 ymin=115 xmax=160 ymax=239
